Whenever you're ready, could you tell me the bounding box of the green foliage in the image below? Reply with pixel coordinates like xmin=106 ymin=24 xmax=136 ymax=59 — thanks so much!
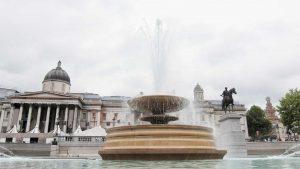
xmin=246 ymin=105 xmax=272 ymax=139
xmin=277 ymin=89 xmax=300 ymax=134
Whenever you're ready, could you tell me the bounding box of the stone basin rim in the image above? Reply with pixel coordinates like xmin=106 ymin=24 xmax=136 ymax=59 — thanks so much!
xmin=106 ymin=124 xmax=213 ymax=133
xmin=127 ymin=94 xmax=190 ymax=114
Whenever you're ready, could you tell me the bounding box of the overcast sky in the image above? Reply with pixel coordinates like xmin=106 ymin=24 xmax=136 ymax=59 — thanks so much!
xmin=0 ymin=0 xmax=300 ymax=108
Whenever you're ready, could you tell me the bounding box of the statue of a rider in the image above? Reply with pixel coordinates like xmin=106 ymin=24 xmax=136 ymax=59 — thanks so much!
xmin=221 ymin=87 xmax=229 ymax=110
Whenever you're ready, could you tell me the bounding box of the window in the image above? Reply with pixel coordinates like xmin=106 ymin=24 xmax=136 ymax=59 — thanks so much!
xmin=82 ymin=112 xmax=87 ymax=120
xmin=102 ymin=113 xmax=106 ymax=120
xmin=51 ymin=82 xmax=54 ymax=91
xmin=5 ymin=138 xmax=13 ymax=143
xmin=30 ymin=137 xmax=39 ymax=144
xmin=65 ymin=137 xmax=73 ymax=142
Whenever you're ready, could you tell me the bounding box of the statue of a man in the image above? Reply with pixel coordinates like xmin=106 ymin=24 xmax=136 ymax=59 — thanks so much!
xmin=221 ymin=87 xmax=229 ymax=108
xmin=221 ymin=87 xmax=229 ymax=98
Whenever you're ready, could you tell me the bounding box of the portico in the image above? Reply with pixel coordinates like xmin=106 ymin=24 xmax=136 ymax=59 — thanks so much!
xmin=8 ymin=92 xmax=83 ymax=134
xmin=0 ymin=62 xmax=102 ymax=140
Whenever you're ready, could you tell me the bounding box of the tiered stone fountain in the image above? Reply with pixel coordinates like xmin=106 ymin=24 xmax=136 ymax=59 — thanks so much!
xmin=99 ymin=94 xmax=226 ymax=160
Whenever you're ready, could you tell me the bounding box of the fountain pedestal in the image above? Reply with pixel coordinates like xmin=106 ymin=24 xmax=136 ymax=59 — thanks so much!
xmin=218 ymin=113 xmax=247 ymax=158
xmin=99 ymin=125 xmax=226 ymax=160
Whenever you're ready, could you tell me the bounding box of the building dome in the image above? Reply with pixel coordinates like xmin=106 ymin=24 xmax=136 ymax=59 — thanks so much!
xmin=194 ymin=83 xmax=203 ymax=92
xmin=43 ymin=61 xmax=70 ymax=85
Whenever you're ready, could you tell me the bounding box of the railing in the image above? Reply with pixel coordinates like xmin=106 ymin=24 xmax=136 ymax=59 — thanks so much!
xmin=57 ymin=136 xmax=105 ymax=144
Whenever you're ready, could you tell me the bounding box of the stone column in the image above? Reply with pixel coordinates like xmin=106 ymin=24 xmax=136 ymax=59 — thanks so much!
xmin=7 ymin=105 xmax=15 ymax=131
xmin=17 ymin=104 xmax=24 ymax=131
xmin=44 ymin=105 xmax=51 ymax=133
xmin=78 ymin=109 xmax=82 ymax=127
xmin=87 ymin=111 xmax=91 ymax=129
xmin=54 ymin=105 xmax=60 ymax=130
xmin=0 ymin=110 xmax=5 ymax=132
xmin=26 ymin=104 xmax=33 ymax=132
xmin=63 ymin=106 xmax=69 ymax=132
xmin=218 ymin=113 xmax=247 ymax=158
xmin=96 ymin=111 xmax=100 ymax=126
xmin=72 ymin=106 xmax=78 ymax=132
xmin=35 ymin=104 xmax=42 ymax=129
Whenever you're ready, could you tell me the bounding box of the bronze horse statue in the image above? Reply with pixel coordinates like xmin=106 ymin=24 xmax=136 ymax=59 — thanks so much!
xmin=221 ymin=88 xmax=237 ymax=113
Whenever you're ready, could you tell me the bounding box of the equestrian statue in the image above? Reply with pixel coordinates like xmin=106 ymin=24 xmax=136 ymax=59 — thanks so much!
xmin=221 ymin=87 xmax=237 ymax=113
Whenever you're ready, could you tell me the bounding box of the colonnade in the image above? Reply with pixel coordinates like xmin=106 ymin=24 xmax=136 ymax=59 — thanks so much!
xmin=0 ymin=103 xmax=81 ymax=133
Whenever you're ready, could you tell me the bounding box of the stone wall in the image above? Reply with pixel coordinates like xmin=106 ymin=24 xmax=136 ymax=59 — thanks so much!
xmin=0 ymin=143 xmax=51 ymax=156
xmin=55 ymin=142 xmax=102 ymax=157
xmin=43 ymin=80 xmax=70 ymax=94
xmin=246 ymin=141 xmax=299 ymax=155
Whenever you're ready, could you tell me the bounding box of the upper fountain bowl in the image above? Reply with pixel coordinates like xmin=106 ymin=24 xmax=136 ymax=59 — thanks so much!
xmin=128 ymin=95 xmax=190 ymax=115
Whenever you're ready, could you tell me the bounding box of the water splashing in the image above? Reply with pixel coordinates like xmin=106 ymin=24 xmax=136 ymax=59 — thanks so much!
xmin=281 ymin=144 xmax=300 ymax=157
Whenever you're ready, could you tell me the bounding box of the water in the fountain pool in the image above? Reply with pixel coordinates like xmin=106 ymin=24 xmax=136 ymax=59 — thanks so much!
xmin=0 ymin=157 xmax=299 ymax=169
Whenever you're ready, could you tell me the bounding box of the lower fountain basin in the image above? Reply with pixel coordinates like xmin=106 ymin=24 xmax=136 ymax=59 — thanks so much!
xmin=99 ymin=125 xmax=226 ymax=160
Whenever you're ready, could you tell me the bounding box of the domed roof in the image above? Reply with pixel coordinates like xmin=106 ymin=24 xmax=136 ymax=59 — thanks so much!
xmin=194 ymin=83 xmax=203 ymax=92
xmin=43 ymin=61 xmax=70 ymax=84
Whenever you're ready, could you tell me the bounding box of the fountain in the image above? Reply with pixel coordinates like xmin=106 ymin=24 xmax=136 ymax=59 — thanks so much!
xmin=98 ymin=94 xmax=226 ymax=160
xmin=98 ymin=19 xmax=226 ymax=160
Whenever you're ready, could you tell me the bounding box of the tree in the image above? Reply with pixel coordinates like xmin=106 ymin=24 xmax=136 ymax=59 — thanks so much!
xmin=246 ymin=105 xmax=272 ymax=139
xmin=277 ymin=89 xmax=300 ymax=134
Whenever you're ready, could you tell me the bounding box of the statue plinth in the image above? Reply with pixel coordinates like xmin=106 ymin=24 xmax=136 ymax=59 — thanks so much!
xmin=218 ymin=113 xmax=247 ymax=158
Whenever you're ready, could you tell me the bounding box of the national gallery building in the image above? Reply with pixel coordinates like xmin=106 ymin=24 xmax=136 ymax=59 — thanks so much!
xmin=0 ymin=61 xmax=131 ymax=143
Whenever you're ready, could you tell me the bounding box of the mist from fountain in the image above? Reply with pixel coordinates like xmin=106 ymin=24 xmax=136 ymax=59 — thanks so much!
xmin=140 ymin=19 xmax=209 ymax=126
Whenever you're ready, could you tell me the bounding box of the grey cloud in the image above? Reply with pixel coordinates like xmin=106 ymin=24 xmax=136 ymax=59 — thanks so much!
xmin=0 ymin=0 xmax=300 ymax=109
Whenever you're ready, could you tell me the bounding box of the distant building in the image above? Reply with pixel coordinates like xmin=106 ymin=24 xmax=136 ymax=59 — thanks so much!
xmin=265 ymin=97 xmax=286 ymax=141
xmin=0 ymin=88 xmax=19 ymax=132
xmin=100 ymin=96 xmax=132 ymax=128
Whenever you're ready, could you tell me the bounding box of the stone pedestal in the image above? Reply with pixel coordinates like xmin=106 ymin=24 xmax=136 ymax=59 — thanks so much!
xmin=99 ymin=125 xmax=226 ymax=160
xmin=218 ymin=113 xmax=247 ymax=158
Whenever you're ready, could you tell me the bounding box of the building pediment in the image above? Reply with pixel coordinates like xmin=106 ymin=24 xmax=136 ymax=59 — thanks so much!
xmin=11 ymin=91 xmax=79 ymax=99
xmin=8 ymin=91 xmax=83 ymax=107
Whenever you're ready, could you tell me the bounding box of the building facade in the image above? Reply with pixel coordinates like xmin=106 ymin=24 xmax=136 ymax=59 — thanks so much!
xmin=0 ymin=61 xmax=131 ymax=143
